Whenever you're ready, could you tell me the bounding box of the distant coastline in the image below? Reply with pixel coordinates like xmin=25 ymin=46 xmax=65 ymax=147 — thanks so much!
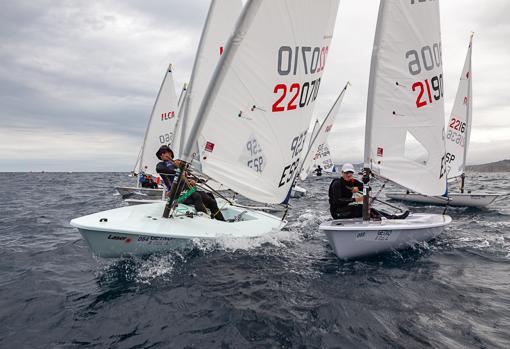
xmin=466 ymin=159 xmax=510 ymax=172
xmin=332 ymin=160 xmax=510 ymax=173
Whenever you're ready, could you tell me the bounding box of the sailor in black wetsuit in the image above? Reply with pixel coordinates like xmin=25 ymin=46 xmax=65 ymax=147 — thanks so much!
xmin=328 ymin=163 xmax=410 ymax=220
xmin=328 ymin=163 xmax=364 ymax=219
xmin=155 ymin=145 xmax=225 ymax=221
xmin=314 ymin=165 xmax=323 ymax=176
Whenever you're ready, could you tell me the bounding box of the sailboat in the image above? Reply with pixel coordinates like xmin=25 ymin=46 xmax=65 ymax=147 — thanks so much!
xmin=290 ymin=82 xmax=349 ymax=198
xmin=385 ymin=34 xmax=501 ymax=208
xmin=118 ymin=0 xmax=241 ymax=204
xmin=115 ymin=64 xmax=180 ymax=200
xmin=299 ymin=83 xmax=349 ymax=181
xmin=71 ymin=0 xmax=341 ymax=257
xmin=320 ymin=0 xmax=452 ymax=260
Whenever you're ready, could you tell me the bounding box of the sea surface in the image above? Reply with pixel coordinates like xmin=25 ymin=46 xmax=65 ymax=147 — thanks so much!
xmin=1 ymin=172 xmax=509 ymax=348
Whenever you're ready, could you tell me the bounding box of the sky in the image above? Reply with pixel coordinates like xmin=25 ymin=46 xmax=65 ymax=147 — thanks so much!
xmin=1 ymin=0 xmax=509 ymax=172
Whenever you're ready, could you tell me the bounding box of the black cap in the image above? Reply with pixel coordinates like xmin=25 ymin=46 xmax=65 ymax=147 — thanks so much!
xmin=156 ymin=145 xmax=174 ymax=160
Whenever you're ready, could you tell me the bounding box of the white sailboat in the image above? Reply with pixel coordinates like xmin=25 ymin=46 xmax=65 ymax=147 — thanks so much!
xmin=115 ymin=64 xmax=180 ymax=199
xmin=119 ymin=0 xmax=242 ymax=204
xmin=71 ymin=0 xmax=341 ymax=258
xmin=290 ymin=82 xmax=349 ymax=198
xmin=320 ymin=0 xmax=452 ymax=260
xmin=299 ymin=83 xmax=349 ymax=181
xmin=386 ymin=34 xmax=501 ymax=208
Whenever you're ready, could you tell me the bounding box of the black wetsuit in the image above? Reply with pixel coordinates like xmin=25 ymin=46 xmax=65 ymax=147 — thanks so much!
xmin=328 ymin=177 xmax=409 ymax=220
xmin=328 ymin=177 xmax=364 ymax=219
xmin=156 ymin=160 xmax=225 ymax=221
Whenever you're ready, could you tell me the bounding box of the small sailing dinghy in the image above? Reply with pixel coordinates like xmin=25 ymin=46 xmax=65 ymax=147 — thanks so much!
xmin=386 ymin=34 xmax=501 ymax=208
xmin=290 ymin=82 xmax=349 ymax=198
xmin=71 ymin=0 xmax=341 ymax=257
xmin=115 ymin=64 xmax=181 ymax=200
xmin=299 ymin=83 xmax=349 ymax=182
xmin=320 ymin=0 xmax=451 ymax=259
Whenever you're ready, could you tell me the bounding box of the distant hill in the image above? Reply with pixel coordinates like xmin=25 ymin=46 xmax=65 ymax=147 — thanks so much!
xmin=466 ymin=159 xmax=510 ymax=172
xmin=333 ymin=160 xmax=510 ymax=173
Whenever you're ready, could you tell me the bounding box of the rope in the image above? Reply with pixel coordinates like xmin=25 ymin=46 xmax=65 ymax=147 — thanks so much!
xmin=369 ymin=179 xmax=388 ymax=205
xmin=372 ymin=197 xmax=405 ymax=212
xmin=188 ymin=173 xmax=234 ymax=205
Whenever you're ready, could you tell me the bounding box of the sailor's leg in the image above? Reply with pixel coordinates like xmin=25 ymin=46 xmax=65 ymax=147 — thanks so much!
xmin=183 ymin=192 xmax=208 ymax=214
xmin=199 ymin=192 xmax=225 ymax=221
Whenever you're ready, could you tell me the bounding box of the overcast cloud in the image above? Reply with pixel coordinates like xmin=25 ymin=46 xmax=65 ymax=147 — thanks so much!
xmin=1 ymin=0 xmax=509 ymax=171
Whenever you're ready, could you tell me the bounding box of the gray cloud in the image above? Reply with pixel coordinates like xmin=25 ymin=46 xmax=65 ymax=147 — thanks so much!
xmin=1 ymin=0 xmax=509 ymax=172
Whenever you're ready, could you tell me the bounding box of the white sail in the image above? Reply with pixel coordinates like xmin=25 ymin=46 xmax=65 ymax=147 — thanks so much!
xmin=192 ymin=0 xmax=340 ymax=204
xmin=365 ymin=0 xmax=447 ymax=196
xmin=173 ymin=0 xmax=243 ymax=158
xmin=299 ymin=83 xmax=348 ymax=180
xmin=445 ymin=34 xmax=473 ymax=179
xmin=132 ymin=146 xmax=142 ymax=175
xmin=136 ymin=64 xmax=178 ymax=177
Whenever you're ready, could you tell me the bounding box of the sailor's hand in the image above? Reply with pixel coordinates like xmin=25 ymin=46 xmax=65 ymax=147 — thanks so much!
xmin=352 ymin=187 xmax=359 ymax=193
xmin=355 ymin=196 xmax=363 ymax=203
xmin=189 ymin=179 xmax=196 ymax=186
xmin=174 ymin=160 xmax=181 ymax=167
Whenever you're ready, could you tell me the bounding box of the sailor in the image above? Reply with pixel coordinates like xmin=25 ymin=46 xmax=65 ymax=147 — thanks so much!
xmin=138 ymin=167 xmax=158 ymax=189
xmin=314 ymin=165 xmax=323 ymax=176
xmin=328 ymin=163 xmax=409 ymax=220
xmin=155 ymin=145 xmax=225 ymax=221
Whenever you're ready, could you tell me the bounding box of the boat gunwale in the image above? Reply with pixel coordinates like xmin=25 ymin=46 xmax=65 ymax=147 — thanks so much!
xmin=319 ymin=214 xmax=452 ymax=232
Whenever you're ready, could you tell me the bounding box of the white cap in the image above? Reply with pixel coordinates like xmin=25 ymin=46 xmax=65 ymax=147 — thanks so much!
xmin=341 ymin=163 xmax=355 ymax=173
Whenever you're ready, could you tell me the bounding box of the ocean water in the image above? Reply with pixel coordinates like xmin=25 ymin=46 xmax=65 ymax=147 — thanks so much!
xmin=0 ymin=172 xmax=509 ymax=348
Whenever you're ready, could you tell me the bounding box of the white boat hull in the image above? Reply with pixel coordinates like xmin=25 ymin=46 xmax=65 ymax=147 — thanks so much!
xmin=320 ymin=213 xmax=451 ymax=260
xmin=70 ymin=201 xmax=285 ymax=258
xmin=290 ymin=185 xmax=307 ymax=198
xmin=125 ymin=198 xmax=162 ymax=206
xmin=116 ymin=186 xmax=164 ymax=198
xmin=386 ymin=192 xmax=500 ymax=208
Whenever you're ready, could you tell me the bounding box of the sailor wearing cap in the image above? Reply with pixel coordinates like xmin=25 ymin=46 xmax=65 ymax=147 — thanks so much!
xmin=328 ymin=163 xmax=364 ymax=219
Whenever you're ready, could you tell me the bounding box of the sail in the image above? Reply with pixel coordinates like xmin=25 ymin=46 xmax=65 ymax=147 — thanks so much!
xmin=365 ymin=0 xmax=447 ymax=196
xmin=299 ymin=83 xmax=348 ymax=180
xmin=193 ymin=0 xmax=340 ymax=204
xmin=132 ymin=146 xmax=142 ymax=175
xmin=173 ymin=0 xmax=243 ymax=158
xmin=137 ymin=64 xmax=178 ymax=177
xmin=445 ymin=35 xmax=473 ymax=179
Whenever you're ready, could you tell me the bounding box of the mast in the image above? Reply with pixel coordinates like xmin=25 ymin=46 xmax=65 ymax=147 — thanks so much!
xmin=164 ymin=0 xmax=262 ymax=217
xmin=178 ymin=0 xmax=217 ymax=155
xmin=181 ymin=0 xmax=261 ymax=162
xmin=177 ymin=83 xmax=187 ymax=107
xmin=296 ymin=82 xmax=349 ymax=183
xmin=362 ymin=0 xmax=386 ymax=221
xmin=461 ymin=33 xmax=474 ymax=193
